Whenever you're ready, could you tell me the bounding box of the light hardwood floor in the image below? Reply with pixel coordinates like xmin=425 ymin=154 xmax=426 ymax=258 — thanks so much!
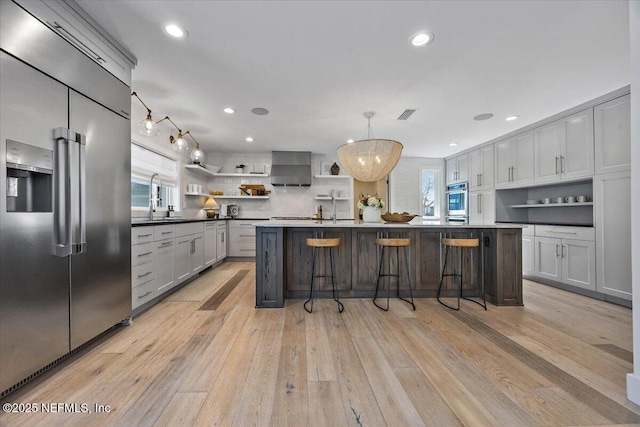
xmin=1 ymin=261 xmax=639 ymax=426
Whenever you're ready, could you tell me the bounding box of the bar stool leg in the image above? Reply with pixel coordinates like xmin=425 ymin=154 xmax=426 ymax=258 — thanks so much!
xmin=373 ymin=246 xmax=390 ymax=311
xmin=304 ymin=247 xmax=317 ymax=313
xmin=398 ymin=245 xmax=415 ymax=310
xmin=329 ymin=247 xmax=344 ymax=313
xmin=437 ymin=245 xmax=460 ymax=310
xmin=461 ymin=243 xmax=487 ymax=310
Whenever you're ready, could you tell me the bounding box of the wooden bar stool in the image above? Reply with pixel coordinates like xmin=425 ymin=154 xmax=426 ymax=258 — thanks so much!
xmin=437 ymin=237 xmax=487 ymax=311
xmin=373 ymin=233 xmax=415 ymax=311
xmin=304 ymin=236 xmax=344 ymax=313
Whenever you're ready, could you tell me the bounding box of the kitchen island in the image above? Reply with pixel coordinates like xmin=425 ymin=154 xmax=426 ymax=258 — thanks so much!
xmin=254 ymin=220 xmax=523 ymax=308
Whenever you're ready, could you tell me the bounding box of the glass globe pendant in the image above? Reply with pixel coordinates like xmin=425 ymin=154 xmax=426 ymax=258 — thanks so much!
xmin=190 ymin=143 xmax=204 ymax=164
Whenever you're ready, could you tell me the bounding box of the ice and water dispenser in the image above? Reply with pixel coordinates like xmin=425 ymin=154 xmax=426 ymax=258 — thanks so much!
xmin=5 ymin=139 xmax=53 ymax=212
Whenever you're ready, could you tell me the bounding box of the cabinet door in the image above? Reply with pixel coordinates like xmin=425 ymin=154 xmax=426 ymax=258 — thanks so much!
xmin=456 ymin=154 xmax=469 ymax=183
xmin=204 ymin=224 xmax=217 ymax=267
xmin=594 ymin=94 xmax=630 ymax=174
xmin=479 ymin=145 xmax=494 ymax=190
xmin=595 ymin=171 xmax=631 ymax=300
xmin=481 ymin=191 xmax=495 ymax=224
xmin=494 ymin=139 xmax=513 ymax=188
xmin=155 ymin=239 xmax=174 ymax=293
xmin=469 ymin=149 xmax=482 ymax=190
xmin=513 ymin=132 xmax=534 ymax=186
xmin=522 ymin=235 xmax=534 ymax=276
xmin=534 ymin=236 xmax=562 ymax=281
xmin=561 ymin=239 xmax=595 ymax=291
xmin=191 ymin=234 xmax=204 ymax=274
xmin=561 ymin=109 xmax=593 ymax=180
xmin=217 ymin=229 xmax=227 ymax=261
xmin=468 ymin=192 xmax=481 ymax=225
xmin=174 ymin=237 xmax=192 ymax=283
xmin=534 ymin=123 xmax=561 ymax=184
xmin=446 ymin=157 xmax=458 ymax=185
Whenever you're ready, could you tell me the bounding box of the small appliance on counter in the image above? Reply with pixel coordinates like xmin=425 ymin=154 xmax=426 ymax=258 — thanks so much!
xmin=220 ymin=204 xmax=239 ymax=217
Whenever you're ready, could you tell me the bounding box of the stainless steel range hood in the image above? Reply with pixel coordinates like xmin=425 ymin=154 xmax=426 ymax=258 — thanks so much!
xmin=271 ymin=151 xmax=311 ymax=186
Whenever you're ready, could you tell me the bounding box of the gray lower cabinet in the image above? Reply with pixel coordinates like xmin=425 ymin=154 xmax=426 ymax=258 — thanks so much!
xmin=154 ymin=238 xmax=174 ymax=293
xmin=228 ymin=220 xmax=256 ymax=257
xmin=532 ymin=226 xmax=596 ymax=292
xmin=522 ymin=226 xmax=534 ymax=277
xmin=204 ymin=222 xmax=217 ymax=267
xmin=595 ymin=171 xmax=631 ymax=300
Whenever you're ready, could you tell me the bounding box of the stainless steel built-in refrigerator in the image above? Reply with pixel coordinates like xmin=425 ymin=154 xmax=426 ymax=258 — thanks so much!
xmin=0 ymin=1 xmax=131 ymax=394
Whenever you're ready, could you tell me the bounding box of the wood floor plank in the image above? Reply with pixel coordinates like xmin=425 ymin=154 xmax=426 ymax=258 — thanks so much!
xmin=353 ymin=336 xmax=425 ymax=426
xmin=198 ymin=269 xmax=249 ymax=310
xmin=308 ymin=381 xmax=349 ymax=427
xmin=594 ymin=343 xmax=634 ymax=363
xmin=305 ymin=301 xmax=339 ymax=382
xmin=269 ymin=306 xmax=310 ymax=426
xmin=152 ymin=392 xmax=207 ymax=427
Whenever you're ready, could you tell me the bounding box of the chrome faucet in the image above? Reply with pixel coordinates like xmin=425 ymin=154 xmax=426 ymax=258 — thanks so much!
xmin=149 ymin=173 xmax=161 ymax=220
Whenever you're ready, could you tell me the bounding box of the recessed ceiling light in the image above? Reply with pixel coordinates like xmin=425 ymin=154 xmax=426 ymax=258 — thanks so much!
xmin=347 ymin=139 xmax=354 ymax=144
xmin=165 ymin=24 xmax=187 ymax=39
xmin=245 ymin=137 xmax=254 ymax=142
xmin=251 ymin=107 xmax=269 ymax=116
xmin=449 ymin=142 xmax=458 ymax=147
xmin=473 ymin=113 xmax=494 ymax=121
xmin=410 ymin=31 xmax=434 ymax=47
xmin=223 ymin=107 xmax=235 ymax=114
xmin=505 ymin=115 xmax=519 ymax=121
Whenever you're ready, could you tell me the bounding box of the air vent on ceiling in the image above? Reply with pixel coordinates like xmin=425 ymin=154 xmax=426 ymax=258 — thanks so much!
xmin=397 ymin=109 xmax=416 ymax=120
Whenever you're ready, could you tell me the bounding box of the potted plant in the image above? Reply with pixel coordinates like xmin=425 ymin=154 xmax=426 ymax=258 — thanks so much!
xmin=357 ymin=194 xmax=385 ymax=223
xmin=235 ymin=164 xmax=245 ymax=173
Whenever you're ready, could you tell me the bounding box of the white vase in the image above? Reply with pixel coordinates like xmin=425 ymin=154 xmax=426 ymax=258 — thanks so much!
xmin=362 ymin=206 xmax=381 ymax=223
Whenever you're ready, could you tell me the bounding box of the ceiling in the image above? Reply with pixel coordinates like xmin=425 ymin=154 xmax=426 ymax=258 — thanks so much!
xmin=76 ymin=0 xmax=630 ymax=158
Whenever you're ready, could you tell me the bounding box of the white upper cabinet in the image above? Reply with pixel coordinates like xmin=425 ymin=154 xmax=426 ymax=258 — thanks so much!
xmin=468 ymin=190 xmax=495 ymax=225
xmin=446 ymin=153 xmax=469 ymax=185
xmin=594 ymin=94 xmax=630 ymax=175
xmin=469 ymin=145 xmax=494 ymax=191
xmin=494 ymin=132 xmax=534 ymax=189
xmin=533 ymin=109 xmax=594 ymax=184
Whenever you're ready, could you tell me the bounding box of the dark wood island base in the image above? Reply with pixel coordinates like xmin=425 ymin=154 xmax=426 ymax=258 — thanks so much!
xmin=254 ymin=221 xmax=523 ymax=308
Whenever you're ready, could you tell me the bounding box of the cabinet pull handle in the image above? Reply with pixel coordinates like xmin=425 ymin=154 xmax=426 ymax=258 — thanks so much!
xmin=560 ymin=155 xmax=565 ymax=173
xmin=138 ymin=271 xmax=152 ymax=278
xmin=138 ymin=251 xmax=153 ymax=257
xmin=549 ymin=230 xmax=577 ymax=235
xmin=478 ymin=194 xmax=482 ymax=214
xmin=160 ymin=241 xmax=173 ymax=247
xmin=138 ymin=291 xmax=153 ymax=299
xmin=239 ymin=234 xmax=255 ymax=237
xmin=161 ymin=231 xmax=173 ymax=235
xmin=555 ymin=244 xmax=560 ymax=257
xmin=137 ymin=233 xmax=152 ymax=237
xmin=562 ymin=244 xmax=566 ymax=258
xmin=555 ymin=156 xmax=559 ymax=174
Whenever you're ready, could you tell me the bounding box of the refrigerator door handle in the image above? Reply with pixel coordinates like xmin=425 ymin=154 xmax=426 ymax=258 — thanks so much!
xmin=53 ymin=128 xmax=71 ymax=257
xmin=54 ymin=128 xmax=87 ymax=256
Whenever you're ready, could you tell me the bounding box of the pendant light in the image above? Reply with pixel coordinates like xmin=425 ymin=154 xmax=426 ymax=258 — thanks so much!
xmin=157 ymin=116 xmax=190 ymax=153
xmin=337 ymin=112 xmax=403 ymax=182
xmin=131 ymin=92 xmax=159 ymax=137
xmin=185 ymin=131 xmax=204 ymax=164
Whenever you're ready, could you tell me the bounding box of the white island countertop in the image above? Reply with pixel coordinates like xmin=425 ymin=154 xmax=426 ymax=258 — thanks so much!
xmin=253 ymin=219 xmax=525 ymax=228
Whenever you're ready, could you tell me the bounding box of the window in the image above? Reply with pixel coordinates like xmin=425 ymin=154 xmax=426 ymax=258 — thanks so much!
xmin=421 ymin=168 xmax=439 ymax=218
xmin=131 ymin=143 xmax=180 ymax=211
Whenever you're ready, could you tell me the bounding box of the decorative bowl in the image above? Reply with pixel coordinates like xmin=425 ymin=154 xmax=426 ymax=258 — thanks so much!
xmin=381 ymin=213 xmax=417 ymax=223
xmin=205 ymin=164 xmax=221 ymax=173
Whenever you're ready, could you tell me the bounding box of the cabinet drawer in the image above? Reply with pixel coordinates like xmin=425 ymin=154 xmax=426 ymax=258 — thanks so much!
xmin=229 ymin=226 xmax=256 ymax=242
xmin=229 ymin=241 xmax=256 ymax=257
xmin=132 ymin=242 xmax=154 ymax=267
xmin=154 ymin=224 xmax=176 ymax=241
xmin=521 ymin=224 xmax=534 ymax=236
xmin=132 ymin=262 xmax=154 ymax=287
xmin=176 ymin=222 xmax=204 ymax=237
xmin=132 ymin=226 xmax=154 ymax=245
xmin=204 ymin=221 xmax=218 ymax=231
xmin=217 ymin=221 xmax=227 ymax=231
xmin=535 ymin=225 xmax=595 ymax=241
xmin=132 ymin=280 xmax=155 ymax=309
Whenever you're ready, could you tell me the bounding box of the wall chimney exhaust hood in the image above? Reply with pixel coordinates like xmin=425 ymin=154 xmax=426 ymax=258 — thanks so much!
xmin=271 ymin=151 xmax=311 ymax=186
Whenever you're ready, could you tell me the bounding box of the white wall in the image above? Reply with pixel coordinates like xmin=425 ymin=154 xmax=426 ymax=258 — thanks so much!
xmin=388 ymin=157 xmax=446 ymax=218
xmin=627 ymin=0 xmax=640 ymax=405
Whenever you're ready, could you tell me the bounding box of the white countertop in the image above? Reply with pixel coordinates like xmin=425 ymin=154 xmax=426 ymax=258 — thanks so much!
xmin=253 ymin=219 xmax=524 ymax=228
